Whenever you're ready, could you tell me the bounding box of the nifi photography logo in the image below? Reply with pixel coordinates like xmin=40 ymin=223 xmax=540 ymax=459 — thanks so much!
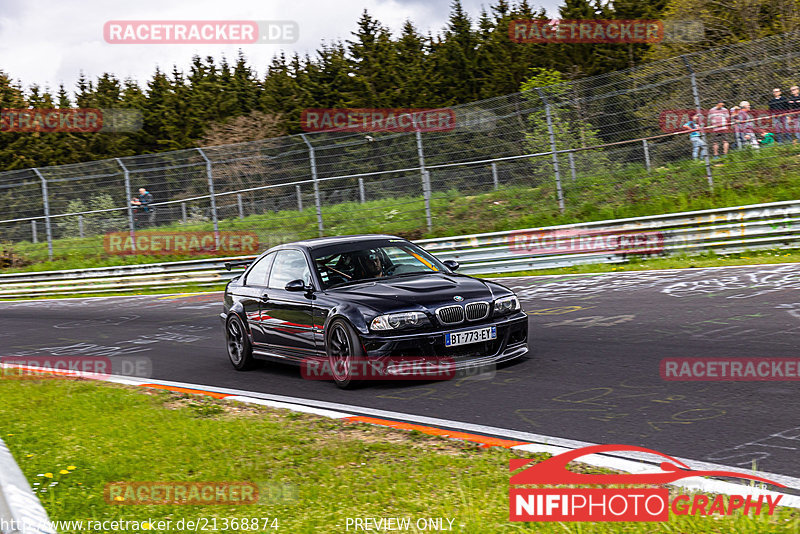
xmin=510 ymin=444 xmax=785 ymax=522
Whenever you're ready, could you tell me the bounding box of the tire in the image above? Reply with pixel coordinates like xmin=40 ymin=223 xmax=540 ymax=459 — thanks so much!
xmin=226 ymin=314 xmax=255 ymax=371
xmin=325 ymin=319 xmax=366 ymax=389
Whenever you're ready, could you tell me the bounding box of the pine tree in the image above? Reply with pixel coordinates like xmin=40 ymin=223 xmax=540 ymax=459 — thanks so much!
xmin=394 ymin=21 xmax=438 ymax=106
xmin=231 ymin=51 xmax=260 ymax=115
xmin=348 ymin=10 xmax=399 ymax=107
xmin=432 ymin=0 xmax=480 ymax=103
xmin=259 ymin=53 xmax=307 ymax=131
xmin=304 ymin=42 xmax=356 ymax=108
xmin=476 ymin=0 xmax=549 ymax=98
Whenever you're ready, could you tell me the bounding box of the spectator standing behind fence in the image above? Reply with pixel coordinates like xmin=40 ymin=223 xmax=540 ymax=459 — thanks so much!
xmin=683 ymin=114 xmax=708 ymax=160
xmin=707 ymin=101 xmax=730 ymax=158
xmin=768 ymin=88 xmax=790 ymax=143
xmin=736 ymin=102 xmax=759 ymax=149
xmin=729 ymin=105 xmax=743 ymax=149
xmin=131 ymin=187 xmax=155 ymax=227
xmin=787 ymin=85 xmax=800 ymax=143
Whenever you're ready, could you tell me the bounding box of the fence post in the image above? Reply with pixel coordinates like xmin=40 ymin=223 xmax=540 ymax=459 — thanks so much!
xmin=568 ymin=151 xmax=577 ymax=183
xmin=115 ymin=158 xmax=136 ymax=252
xmin=196 ymin=148 xmax=220 ymax=248
xmin=682 ymin=55 xmax=714 ymax=191
xmin=491 ymin=162 xmax=499 ymax=190
xmin=358 ymin=177 xmax=366 ymax=203
xmin=78 ymin=215 xmax=84 ymax=238
xmin=31 ymin=220 xmax=37 ymax=243
xmin=300 ymin=134 xmax=324 ymax=237
xmin=536 ymin=88 xmax=565 ymax=213
xmin=181 ymin=202 xmax=187 ymax=224
xmin=237 ymin=193 xmax=244 ymax=220
xmin=415 ymin=130 xmax=432 ymax=232
xmin=32 ymin=169 xmax=53 ymax=261
xmin=295 ymin=185 xmax=303 ymax=211
xmin=643 ymin=139 xmax=652 ymax=172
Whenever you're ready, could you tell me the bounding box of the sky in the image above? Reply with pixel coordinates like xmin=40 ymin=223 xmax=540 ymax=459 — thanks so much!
xmin=0 ymin=0 xmax=561 ymax=96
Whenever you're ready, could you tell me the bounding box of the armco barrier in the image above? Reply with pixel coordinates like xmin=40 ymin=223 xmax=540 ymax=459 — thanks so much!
xmin=420 ymin=199 xmax=800 ymax=274
xmin=0 ymin=200 xmax=798 ymax=297
xmin=0 ymin=438 xmax=55 ymax=534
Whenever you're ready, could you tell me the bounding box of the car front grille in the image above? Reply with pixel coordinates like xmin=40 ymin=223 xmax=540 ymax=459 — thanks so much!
xmin=465 ymin=302 xmax=489 ymax=321
xmin=436 ymin=305 xmax=465 ymax=325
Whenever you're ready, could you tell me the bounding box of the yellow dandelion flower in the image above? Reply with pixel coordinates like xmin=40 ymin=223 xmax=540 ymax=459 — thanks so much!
xmin=67 ymin=466 xmax=76 ymax=470
xmin=44 ymin=473 xmax=53 ymax=478
xmin=114 ymin=496 xmax=124 ymax=501
xmin=25 ymin=454 xmax=33 ymax=458
xmin=59 ymin=470 xmax=69 ymax=475
xmin=142 ymin=522 xmax=152 ymax=529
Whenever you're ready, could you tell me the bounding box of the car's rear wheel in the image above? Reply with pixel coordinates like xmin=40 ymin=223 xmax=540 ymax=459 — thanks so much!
xmin=226 ymin=314 xmax=255 ymax=371
xmin=326 ymin=319 xmax=365 ymax=389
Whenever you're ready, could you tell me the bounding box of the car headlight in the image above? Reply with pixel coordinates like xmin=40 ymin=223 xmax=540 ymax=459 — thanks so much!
xmin=370 ymin=311 xmax=427 ymax=331
xmin=494 ymin=295 xmax=520 ymax=315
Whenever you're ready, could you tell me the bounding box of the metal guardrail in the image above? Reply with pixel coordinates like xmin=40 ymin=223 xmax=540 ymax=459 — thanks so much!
xmin=0 ymin=200 xmax=798 ymax=298
xmin=0 ymin=255 xmax=255 ymax=283
xmin=0 ymin=438 xmax=55 ymax=534
xmin=420 ymin=199 xmax=800 ymax=274
xmin=0 ymin=255 xmax=257 ymax=299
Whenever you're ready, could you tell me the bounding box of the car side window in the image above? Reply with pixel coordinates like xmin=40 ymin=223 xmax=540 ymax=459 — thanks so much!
xmin=268 ymin=250 xmax=311 ymax=289
xmin=245 ymin=252 xmax=274 ymax=287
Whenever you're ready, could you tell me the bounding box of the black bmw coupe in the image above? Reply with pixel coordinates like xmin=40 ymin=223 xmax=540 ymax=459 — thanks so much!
xmin=221 ymin=234 xmax=528 ymax=388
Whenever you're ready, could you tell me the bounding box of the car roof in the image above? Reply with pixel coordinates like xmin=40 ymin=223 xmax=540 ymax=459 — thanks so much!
xmin=274 ymin=234 xmax=407 ymax=251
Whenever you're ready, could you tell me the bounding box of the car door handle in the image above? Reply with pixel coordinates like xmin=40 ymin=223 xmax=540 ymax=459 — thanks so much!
xmin=260 ymin=294 xmax=269 ymax=302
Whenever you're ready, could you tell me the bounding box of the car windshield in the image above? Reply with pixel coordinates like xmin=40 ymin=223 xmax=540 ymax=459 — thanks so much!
xmin=312 ymin=240 xmax=448 ymax=289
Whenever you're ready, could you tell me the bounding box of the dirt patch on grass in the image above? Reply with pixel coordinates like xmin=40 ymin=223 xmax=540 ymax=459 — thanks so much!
xmin=145 ymin=387 xmax=509 ymax=455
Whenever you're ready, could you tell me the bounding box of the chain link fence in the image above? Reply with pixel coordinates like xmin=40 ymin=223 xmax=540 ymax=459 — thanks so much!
xmin=5 ymin=32 xmax=800 ymax=262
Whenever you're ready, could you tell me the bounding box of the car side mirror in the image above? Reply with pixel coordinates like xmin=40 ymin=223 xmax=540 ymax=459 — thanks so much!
xmin=443 ymin=259 xmax=460 ymax=271
xmin=285 ymin=279 xmax=312 ymax=292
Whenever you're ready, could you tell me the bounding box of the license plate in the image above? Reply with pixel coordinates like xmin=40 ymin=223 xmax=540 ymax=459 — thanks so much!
xmin=445 ymin=326 xmax=496 ymax=347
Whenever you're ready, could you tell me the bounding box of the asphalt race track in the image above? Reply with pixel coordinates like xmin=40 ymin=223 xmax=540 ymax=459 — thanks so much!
xmin=2 ymin=263 xmax=800 ymax=482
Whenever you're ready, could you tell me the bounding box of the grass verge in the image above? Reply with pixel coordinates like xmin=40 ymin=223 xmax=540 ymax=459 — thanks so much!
xmin=0 ymin=379 xmax=798 ymax=532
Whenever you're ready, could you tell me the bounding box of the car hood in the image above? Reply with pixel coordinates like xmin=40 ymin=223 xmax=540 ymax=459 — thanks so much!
xmin=326 ymin=273 xmax=503 ymax=311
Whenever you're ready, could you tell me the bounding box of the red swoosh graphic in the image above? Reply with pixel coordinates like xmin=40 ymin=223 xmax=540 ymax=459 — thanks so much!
xmin=510 ymin=444 xmax=785 ymax=488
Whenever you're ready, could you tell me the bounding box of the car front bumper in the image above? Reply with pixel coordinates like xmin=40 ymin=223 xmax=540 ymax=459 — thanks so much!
xmin=359 ymin=312 xmax=528 ymax=375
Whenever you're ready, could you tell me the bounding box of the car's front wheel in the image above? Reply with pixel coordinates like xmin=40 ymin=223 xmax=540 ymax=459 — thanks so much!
xmin=326 ymin=319 xmax=365 ymax=389
xmin=226 ymin=314 xmax=255 ymax=371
